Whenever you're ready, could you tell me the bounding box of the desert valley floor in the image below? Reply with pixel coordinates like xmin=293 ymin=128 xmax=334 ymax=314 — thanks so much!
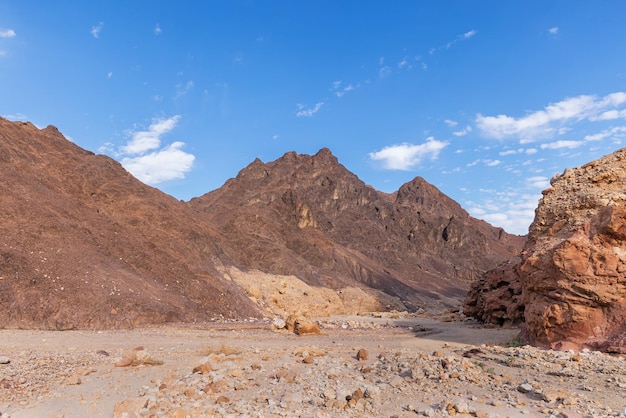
xmin=1 ymin=314 xmax=625 ymax=418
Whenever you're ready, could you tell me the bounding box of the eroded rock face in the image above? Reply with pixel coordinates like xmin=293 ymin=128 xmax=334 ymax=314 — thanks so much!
xmin=466 ymin=148 xmax=626 ymax=352
xmin=520 ymin=152 xmax=626 ymax=352
xmin=463 ymin=259 xmax=524 ymax=326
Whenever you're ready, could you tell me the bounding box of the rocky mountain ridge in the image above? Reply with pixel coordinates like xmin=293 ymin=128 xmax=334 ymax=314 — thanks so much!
xmin=0 ymin=117 xmax=523 ymax=329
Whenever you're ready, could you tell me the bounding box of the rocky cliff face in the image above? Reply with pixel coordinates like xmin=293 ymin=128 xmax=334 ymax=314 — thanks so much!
xmin=465 ymin=148 xmax=626 ymax=353
xmin=190 ymin=148 xmax=524 ymax=311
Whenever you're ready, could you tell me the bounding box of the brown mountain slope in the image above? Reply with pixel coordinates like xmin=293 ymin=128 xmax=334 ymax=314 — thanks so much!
xmin=190 ymin=148 xmax=524 ymax=311
xmin=0 ymin=118 xmax=259 ymax=329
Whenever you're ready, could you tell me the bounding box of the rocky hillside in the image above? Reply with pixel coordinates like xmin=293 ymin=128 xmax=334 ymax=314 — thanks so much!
xmin=190 ymin=148 xmax=524 ymax=311
xmin=464 ymin=148 xmax=626 ymax=353
xmin=0 ymin=118 xmax=259 ymax=329
xmin=0 ymin=118 xmax=523 ymax=329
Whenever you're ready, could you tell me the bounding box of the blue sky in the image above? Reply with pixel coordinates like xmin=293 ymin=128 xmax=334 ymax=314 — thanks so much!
xmin=2 ymin=1 xmax=626 ymax=235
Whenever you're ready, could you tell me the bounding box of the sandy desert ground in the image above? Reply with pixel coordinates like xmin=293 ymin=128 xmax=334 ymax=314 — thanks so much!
xmin=1 ymin=314 xmax=625 ymax=418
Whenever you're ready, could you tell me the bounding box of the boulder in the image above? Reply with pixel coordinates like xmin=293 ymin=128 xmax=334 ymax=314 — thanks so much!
xmin=466 ymin=148 xmax=626 ymax=352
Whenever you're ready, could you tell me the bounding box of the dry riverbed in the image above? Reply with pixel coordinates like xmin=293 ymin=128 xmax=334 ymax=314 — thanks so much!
xmin=1 ymin=314 xmax=625 ymax=417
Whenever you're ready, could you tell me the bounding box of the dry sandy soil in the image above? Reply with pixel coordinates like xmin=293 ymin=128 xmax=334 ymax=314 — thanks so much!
xmin=1 ymin=314 xmax=625 ymax=418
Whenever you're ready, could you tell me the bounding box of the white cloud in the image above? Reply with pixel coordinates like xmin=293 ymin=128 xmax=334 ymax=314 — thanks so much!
xmin=121 ymin=142 xmax=195 ymax=184
xmin=91 ymin=22 xmax=104 ymax=38
xmin=0 ymin=28 xmax=16 ymax=38
xmin=476 ymin=92 xmax=626 ymax=139
xmin=113 ymin=115 xmax=195 ymax=184
xmin=593 ymin=109 xmax=626 ymax=120
xmin=453 ymin=125 xmax=472 ymax=137
xmin=466 ymin=192 xmax=541 ymax=235
xmin=398 ymin=58 xmax=409 ymax=69
xmin=548 ymin=27 xmax=559 ymax=35
xmin=296 ymin=102 xmax=324 ymax=117
xmin=584 ymin=126 xmax=626 ymax=141
xmin=444 ymin=119 xmax=458 ymax=127
xmin=499 ymin=149 xmax=523 ymax=156
xmin=154 ymin=24 xmax=162 ymax=35
xmin=2 ymin=112 xmax=28 ymax=121
xmin=369 ymin=137 xmax=448 ymax=170
xmin=122 ymin=115 xmax=181 ymax=155
xmin=540 ymin=140 xmax=584 ymax=150
xmin=441 ymin=29 xmax=478 ymax=50
xmin=463 ymin=29 xmax=477 ymax=39
xmin=527 ymin=176 xmax=550 ymax=189
xmin=467 ymin=159 xmax=501 ymax=167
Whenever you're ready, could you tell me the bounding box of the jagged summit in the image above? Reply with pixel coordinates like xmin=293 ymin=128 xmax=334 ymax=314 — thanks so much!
xmin=191 ymin=147 xmax=524 ymax=310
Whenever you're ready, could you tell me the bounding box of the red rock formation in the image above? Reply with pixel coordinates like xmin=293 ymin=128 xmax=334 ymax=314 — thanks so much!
xmin=466 ymin=148 xmax=626 ymax=352
xmin=463 ymin=259 xmax=524 ymax=326
xmin=520 ymin=152 xmax=626 ymax=352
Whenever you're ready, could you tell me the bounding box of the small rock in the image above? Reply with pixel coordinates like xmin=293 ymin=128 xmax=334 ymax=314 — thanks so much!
xmin=272 ymin=318 xmax=286 ymax=329
xmin=113 ymin=397 xmax=148 ymax=418
xmin=356 ymin=348 xmax=369 ymax=361
xmin=281 ymin=392 xmax=303 ymax=404
xmin=517 ymin=383 xmax=533 ymax=393
xmin=64 ymin=373 xmax=82 ymax=385
xmin=0 ymin=356 xmax=11 ymax=364
xmin=193 ymin=362 xmax=212 ymax=374
xmin=389 ymin=375 xmax=404 ymax=388
xmin=364 ymin=385 xmax=381 ymax=401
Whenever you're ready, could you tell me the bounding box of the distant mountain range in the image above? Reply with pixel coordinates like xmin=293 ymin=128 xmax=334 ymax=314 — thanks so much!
xmin=0 ymin=118 xmax=523 ymax=329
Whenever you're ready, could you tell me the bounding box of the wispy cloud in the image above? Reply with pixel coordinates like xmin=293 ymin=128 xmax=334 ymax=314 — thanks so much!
xmin=540 ymin=140 xmax=584 ymax=150
xmin=467 ymin=158 xmax=501 ymax=167
xmin=369 ymin=137 xmax=448 ymax=170
xmin=548 ymin=27 xmax=559 ymax=36
xmin=175 ymin=80 xmax=194 ymax=99
xmin=296 ymin=102 xmax=324 ymax=118
xmin=476 ymin=92 xmax=626 ymax=139
xmin=106 ymin=115 xmax=195 ymax=184
xmin=154 ymin=24 xmax=162 ymax=35
xmin=331 ymin=81 xmax=357 ymax=97
xmin=91 ymin=22 xmax=104 ymax=38
xmin=0 ymin=28 xmax=16 ymax=38
xmin=584 ymin=126 xmax=626 ymax=141
xmin=437 ymin=29 xmax=478 ymax=51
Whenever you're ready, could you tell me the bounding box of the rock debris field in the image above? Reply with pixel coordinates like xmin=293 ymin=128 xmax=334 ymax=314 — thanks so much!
xmin=1 ymin=314 xmax=625 ymax=418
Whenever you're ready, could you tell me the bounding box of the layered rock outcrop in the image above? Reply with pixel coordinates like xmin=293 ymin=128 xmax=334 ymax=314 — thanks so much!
xmin=465 ymin=148 xmax=626 ymax=352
